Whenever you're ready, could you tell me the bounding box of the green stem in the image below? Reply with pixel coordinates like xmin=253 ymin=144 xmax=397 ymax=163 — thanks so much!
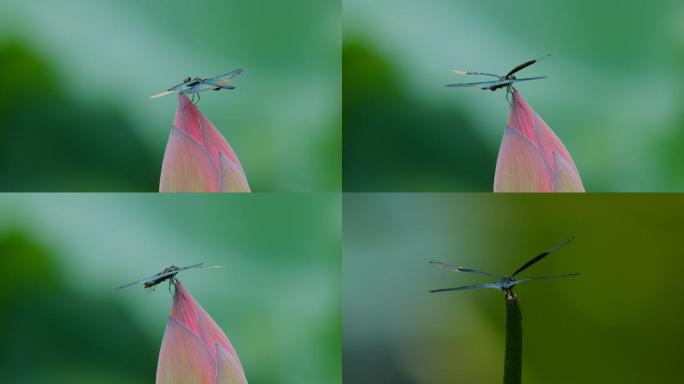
xmin=504 ymin=294 xmax=522 ymax=384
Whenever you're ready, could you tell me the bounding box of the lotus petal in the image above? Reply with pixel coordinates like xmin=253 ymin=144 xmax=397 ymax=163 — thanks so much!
xmin=171 ymin=282 xmax=242 ymax=365
xmin=215 ymin=344 xmax=248 ymax=384
xmin=494 ymin=127 xmax=553 ymax=192
xmin=495 ymin=89 xmax=585 ymax=192
xmin=171 ymin=280 xmax=201 ymax=333
xmin=159 ymin=127 xmax=220 ymax=192
xmin=219 ymin=152 xmax=250 ymax=192
xmin=160 ymin=95 xmax=250 ymax=192
xmin=156 ymin=317 xmax=216 ymax=384
xmin=509 ymin=89 xmax=573 ymax=166
xmin=552 ymin=152 xmax=585 ymax=192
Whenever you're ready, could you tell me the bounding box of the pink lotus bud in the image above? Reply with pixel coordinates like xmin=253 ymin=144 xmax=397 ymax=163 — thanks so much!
xmin=494 ymin=89 xmax=584 ymax=192
xmin=159 ymin=95 xmax=250 ymax=192
xmin=156 ymin=281 xmax=248 ymax=384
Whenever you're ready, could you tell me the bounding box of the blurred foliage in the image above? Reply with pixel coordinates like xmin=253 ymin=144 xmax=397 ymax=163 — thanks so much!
xmin=0 ymin=194 xmax=341 ymax=383
xmin=343 ymin=194 xmax=684 ymax=383
xmin=343 ymin=0 xmax=684 ymax=191
xmin=0 ymin=0 xmax=340 ymax=191
xmin=343 ymin=41 xmax=493 ymax=191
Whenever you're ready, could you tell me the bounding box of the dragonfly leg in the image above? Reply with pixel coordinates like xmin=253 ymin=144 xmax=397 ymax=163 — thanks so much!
xmin=169 ymin=277 xmax=179 ymax=294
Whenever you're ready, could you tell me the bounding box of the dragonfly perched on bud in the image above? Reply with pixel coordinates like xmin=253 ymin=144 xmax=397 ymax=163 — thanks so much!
xmin=115 ymin=263 xmax=223 ymax=290
xmin=430 ymin=236 xmax=578 ymax=301
xmin=446 ymin=54 xmax=550 ymax=96
xmin=150 ymin=69 xmax=244 ymax=102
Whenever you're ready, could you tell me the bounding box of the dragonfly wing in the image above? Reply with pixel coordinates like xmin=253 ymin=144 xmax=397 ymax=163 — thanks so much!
xmin=509 ymin=76 xmax=547 ymax=83
xmin=177 ymin=263 xmax=224 ymax=272
xmin=198 ymin=264 xmax=224 ymax=270
xmin=505 ymin=53 xmax=551 ymax=77
xmin=511 ymin=236 xmax=575 ymax=277
xmin=204 ymin=68 xmax=244 ymax=88
xmin=512 ymin=272 xmax=580 ymax=286
xmin=429 ymin=261 xmax=501 ymax=278
xmin=430 ymin=282 xmax=501 ymax=293
xmin=453 ymin=69 xmax=500 ymax=78
xmin=150 ymin=78 xmax=195 ymax=99
xmin=176 ymin=262 xmax=205 ymax=272
xmin=115 ymin=272 xmax=163 ymax=289
xmin=446 ymin=80 xmax=508 ymax=88
xmin=179 ymin=83 xmax=217 ymax=95
xmin=150 ymin=90 xmax=175 ymax=99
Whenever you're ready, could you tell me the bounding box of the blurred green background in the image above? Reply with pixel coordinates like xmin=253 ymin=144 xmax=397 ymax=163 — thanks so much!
xmin=343 ymin=194 xmax=684 ymax=383
xmin=0 ymin=0 xmax=340 ymax=191
xmin=0 ymin=194 xmax=341 ymax=383
xmin=343 ymin=0 xmax=684 ymax=191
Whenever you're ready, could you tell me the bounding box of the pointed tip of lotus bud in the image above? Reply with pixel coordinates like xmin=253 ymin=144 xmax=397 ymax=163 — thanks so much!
xmin=159 ymin=95 xmax=250 ymax=192
xmin=157 ymin=281 xmax=248 ymax=383
xmin=495 ymin=90 xmax=585 ymax=192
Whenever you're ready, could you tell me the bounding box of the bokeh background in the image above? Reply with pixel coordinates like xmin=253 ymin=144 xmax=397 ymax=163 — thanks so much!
xmin=0 ymin=194 xmax=341 ymax=383
xmin=344 ymin=194 xmax=684 ymax=383
xmin=343 ymin=0 xmax=684 ymax=191
xmin=0 ymin=0 xmax=340 ymax=191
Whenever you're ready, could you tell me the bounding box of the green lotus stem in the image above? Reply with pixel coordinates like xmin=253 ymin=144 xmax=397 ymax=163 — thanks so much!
xmin=503 ymin=294 xmax=522 ymax=384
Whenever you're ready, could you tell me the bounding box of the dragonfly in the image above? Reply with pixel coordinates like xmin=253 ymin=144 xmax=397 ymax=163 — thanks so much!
xmin=115 ymin=263 xmax=223 ymax=290
xmin=446 ymin=54 xmax=550 ymax=94
xmin=149 ymin=69 xmax=244 ymax=102
xmin=430 ymin=236 xmax=578 ymax=300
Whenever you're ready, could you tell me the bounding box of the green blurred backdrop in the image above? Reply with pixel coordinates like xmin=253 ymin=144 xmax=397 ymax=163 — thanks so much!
xmin=343 ymin=193 xmax=684 ymax=383
xmin=343 ymin=0 xmax=684 ymax=191
xmin=0 ymin=194 xmax=341 ymax=383
xmin=0 ymin=0 xmax=340 ymax=191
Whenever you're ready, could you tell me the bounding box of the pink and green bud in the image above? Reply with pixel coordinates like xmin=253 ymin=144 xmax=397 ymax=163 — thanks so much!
xmin=159 ymin=95 xmax=250 ymax=192
xmin=494 ymin=89 xmax=584 ymax=192
xmin=156 ymin=281 xmax=248 ymax=384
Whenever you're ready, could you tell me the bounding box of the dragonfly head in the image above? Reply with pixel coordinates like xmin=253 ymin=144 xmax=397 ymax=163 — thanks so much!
xmin=162 ymin=265 xmax=180 ymax=274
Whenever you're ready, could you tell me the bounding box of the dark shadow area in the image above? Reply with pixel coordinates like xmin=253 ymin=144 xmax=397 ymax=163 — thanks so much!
xmin=0 ymin=233 xmax=157 ymax=383
xmin=0 ymin=42 xmax=159 ymax=191
xmin=343 ymin=343 xmax=416 ymax=384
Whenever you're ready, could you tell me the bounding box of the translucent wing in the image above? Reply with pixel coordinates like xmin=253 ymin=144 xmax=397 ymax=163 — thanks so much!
xmin=115 ymin=271 xmax=164 ymax=289
xmin=177 ymin=262 xmax=224 ymax=272
xmin=446 ymin=79 xmax=510 ymax=88
xmin=453 ymin=69 xmax=500 ymax=78
xmin=511 ymin=236 xmax=575 ymax=277
xmin=179 ymin=82 xmax=235 ymax=95
xmin=507 ymin=76 xmax=547 ymax=83
xmin=511 ymin=272 xmax=580 ymax=286
xmin=203 ymin=68 xmax=244 ymax=88
xmin=430 ymin=282 xmax=502 ymax=293
xmin=149 ymin=90 xmax=176 ymax=99
xmin=429 ymin=261 xmax=501 ymax=279
xmin=150 ymin=78 xmax=195 ymax=99
xmin=505 ymin=53 xmax=551 ymax=77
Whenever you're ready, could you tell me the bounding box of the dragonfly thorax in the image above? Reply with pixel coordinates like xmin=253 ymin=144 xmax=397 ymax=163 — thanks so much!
xmin=500 ymin=276 xmax=517 ymax=290
xmin=162 ymin=265 xmax=180 ymax=274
